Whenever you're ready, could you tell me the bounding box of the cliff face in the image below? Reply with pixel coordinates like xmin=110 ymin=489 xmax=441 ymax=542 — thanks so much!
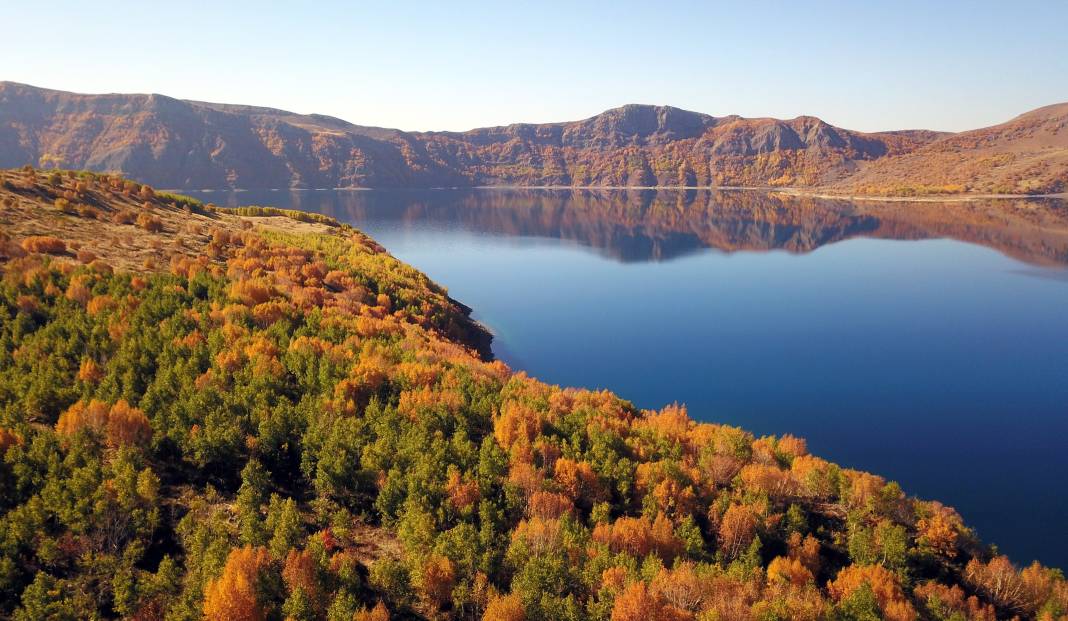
xmin=5 ymin=82 xmax=1065 ymax=194
xmin=0 ymin=82 xmax=468 ymax=189
xmin=0 ymin=82 xmax=941 ymax=190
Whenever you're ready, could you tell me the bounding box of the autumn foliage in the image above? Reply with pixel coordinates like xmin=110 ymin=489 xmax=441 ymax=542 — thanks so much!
xmin=827 ymin=564 xmax=917 ymax=621
xmin=55 ymin=399 xmax=151 ymax=448
xmin=203 ymin=546 xmax=273 ymax=621
xmin=483 ymin=593 xmax=525 ymax=621
xmin=592 ymin=514 xmax=682 ymax=561
xmin=610 ymin=581 xmax=691 ymax=621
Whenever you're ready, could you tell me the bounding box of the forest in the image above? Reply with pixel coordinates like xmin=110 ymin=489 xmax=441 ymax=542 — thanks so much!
xmin=0 ymin=167 xmax=1066 ymax=620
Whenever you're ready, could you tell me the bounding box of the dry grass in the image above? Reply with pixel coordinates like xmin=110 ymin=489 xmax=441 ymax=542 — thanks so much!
xmin=0 ymin=168 xmax=342 ymax=274
xmin=833 ymin=103 xmax=1068 ymax=196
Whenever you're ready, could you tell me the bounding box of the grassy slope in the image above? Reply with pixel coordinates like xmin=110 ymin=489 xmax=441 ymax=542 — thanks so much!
xmin=832 ymin=104 xmax=1068 ymax=197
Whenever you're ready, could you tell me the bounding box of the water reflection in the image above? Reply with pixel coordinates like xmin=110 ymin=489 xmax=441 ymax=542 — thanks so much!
xmin=202 ymin=188 xmax=1068 ymax=267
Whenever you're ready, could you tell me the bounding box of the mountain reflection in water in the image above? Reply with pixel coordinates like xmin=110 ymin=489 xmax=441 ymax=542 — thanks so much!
xmin=203 ymin=188 xmax=1068 ymax=266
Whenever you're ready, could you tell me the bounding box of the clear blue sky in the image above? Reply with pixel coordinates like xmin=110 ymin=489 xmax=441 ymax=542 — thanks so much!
xmin=3 ymin=0 xmax=1066 ymax=133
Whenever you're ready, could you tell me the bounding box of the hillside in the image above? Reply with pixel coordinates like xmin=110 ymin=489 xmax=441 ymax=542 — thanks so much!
xmin=834 ymin=103 xmax=1068 ymax=196
xmin=1 ymin=167 xmax=1067 ymax=620
xmin=0 ymin=82 xmax=942 ymax=191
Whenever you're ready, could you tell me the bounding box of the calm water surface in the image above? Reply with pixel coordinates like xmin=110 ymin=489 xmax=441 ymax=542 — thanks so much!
xmin=190 ymin=188 xmax=1068 ymax=568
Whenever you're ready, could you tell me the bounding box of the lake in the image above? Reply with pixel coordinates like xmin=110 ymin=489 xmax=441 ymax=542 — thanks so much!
xmin=188 ymin=187 xmax=1068 ymax=568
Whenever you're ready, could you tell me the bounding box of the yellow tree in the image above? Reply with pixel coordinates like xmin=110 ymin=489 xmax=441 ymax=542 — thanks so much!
xmin=203 ymin=546 xmax=273 ymax=621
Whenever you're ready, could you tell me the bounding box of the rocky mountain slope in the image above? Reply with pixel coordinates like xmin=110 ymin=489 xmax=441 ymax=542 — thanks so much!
xmin=0 ymin=82 xmax=940 ymax=191
xmin=3 ymin=82 xmax=1066 ymax=195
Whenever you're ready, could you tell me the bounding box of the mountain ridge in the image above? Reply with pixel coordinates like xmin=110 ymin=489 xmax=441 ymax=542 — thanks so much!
xmin=1 ymin=81 xmax=1065 ymax=194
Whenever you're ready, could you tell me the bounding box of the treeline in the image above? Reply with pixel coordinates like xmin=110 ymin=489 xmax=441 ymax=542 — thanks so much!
xmin=0 ymin=170 xmax=1066 ymax=620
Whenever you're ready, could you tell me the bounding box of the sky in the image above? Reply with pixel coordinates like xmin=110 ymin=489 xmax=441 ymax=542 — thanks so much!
xmin=3 ymin=1 xmax=1066 ymax=133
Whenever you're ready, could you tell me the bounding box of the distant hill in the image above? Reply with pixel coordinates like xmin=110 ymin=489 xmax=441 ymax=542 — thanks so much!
xmin=833 ymin=103 xmax=1068 ymax=195
xmin=1 ymin=81 xmax=1065 ymax=195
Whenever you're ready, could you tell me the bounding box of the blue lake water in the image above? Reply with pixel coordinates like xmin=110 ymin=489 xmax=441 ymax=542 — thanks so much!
xmin=189 ymin=188 xmax=1068 ymax=569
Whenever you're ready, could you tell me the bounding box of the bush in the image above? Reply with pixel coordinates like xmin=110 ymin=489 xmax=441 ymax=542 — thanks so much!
xmin=77 ymin=204 xmax=101 ymax=219
xmin=137 ymin=213 xmax=164 ymax=233
xmin=113 ymin=210 xmax=136 ymax=225
xmin=21 ymin=236 xmax=67 ymax=254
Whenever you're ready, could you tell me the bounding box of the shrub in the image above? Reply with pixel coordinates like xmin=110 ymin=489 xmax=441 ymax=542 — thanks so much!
xmin=113 ymin=210 xmax=136 ymax=225
xmin=137 ymin=213 xmax=164 ymax=233
xmin=21 ymin=236 xmax=67 ymax=254
xmin=77 ymin=204 xmax=101 ymax=219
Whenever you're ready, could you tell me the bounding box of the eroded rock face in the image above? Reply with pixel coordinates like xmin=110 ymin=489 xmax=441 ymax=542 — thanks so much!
xmin=0 ymin=82 xmax=941 ymax=190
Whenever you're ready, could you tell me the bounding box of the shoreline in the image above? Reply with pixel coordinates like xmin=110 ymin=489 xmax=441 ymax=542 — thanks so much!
xmin=173 ymin=184 xmax=1068 ymax=202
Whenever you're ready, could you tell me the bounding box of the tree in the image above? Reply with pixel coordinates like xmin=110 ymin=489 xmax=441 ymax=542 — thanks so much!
xmin=914 ymin=581 xmax=997 ymax=621
xmin=203 ymin=546 xmax=273 ymax=621
xmin=55 ymin=399 xmax=150 ymax=448
xmin=610 ymin=581 xmax=690 ymax=621
xmin=767 ymin=556 xmax=814 ymax=587
xmin=827 ymin=564 xmax=916 ymax=621
xmin=787 ymin=532 xmax=821 ymax=575
xmin=237 ymin=459 xmax=270 ymax=545
xmin=267 ymin=496 xmax=302 ymax=559
xmin=282 ymin=548 xmax=321 ymax=611
xmin=592 ymin=515 xmax=682 ymax=562
xmin=917 ymin=509 xmax=959 ymax=560
xmin=76 ymin=358 xmax=104 ymax=384
xmin=718 ymin=504 xmax=757 ymax=560
xmin=963 ymin=555 xmax=1043 ymax=615
xmin=483 ymin=592 xmax=525 ymax=621
xmin=105 ymin=399 xmax=152 ymax=448
xmin=554 ymin=458 xmax=603 ymax=505
xmin=651 ymin=563 xmax=705 ymax=612
xmin=419 ymin=554 xmax=456 ymax=611
xmin=354 ymin=601 xmax=390 ymax=621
